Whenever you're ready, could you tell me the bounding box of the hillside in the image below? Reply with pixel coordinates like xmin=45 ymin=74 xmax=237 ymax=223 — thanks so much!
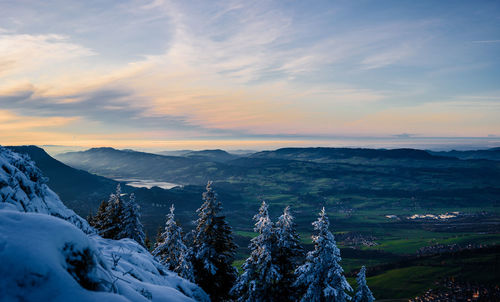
xmin=251 ymin=147 xmax=450 ymax=162
xmin=55 ymin=146 xmax=500 ymax=230
xmin=0 ymin=146 xmax=208 ymax=302
xmin=7 ymin=146 xmax=119 ymax=214
xmin=56 ymin=147 xmax=224 ymax=185
xmin=429 ymin=147 xmax=500 ymax=161
xmin=3 ymin=145 xmax=500 ymax=300
xmin=6 ymin=146 xmax=235 ymax=236
xmin=183 ymin=149 xmax=238 ymax=162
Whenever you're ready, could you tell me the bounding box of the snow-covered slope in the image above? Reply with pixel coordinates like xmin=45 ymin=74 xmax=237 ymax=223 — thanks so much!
xmin=0 ymin=146 xmax=209 ymax=302
xmin=0 ymin=146 xmax=92 ymax=233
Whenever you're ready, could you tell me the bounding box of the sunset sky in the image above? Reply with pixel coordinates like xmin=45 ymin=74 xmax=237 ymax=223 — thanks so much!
xmin=1 ymin=0 xmax=499 ymax=150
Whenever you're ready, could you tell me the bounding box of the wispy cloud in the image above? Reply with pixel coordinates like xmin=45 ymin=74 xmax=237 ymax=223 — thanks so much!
xmin=0 ymin=32 xmax=95 ymax=79
xmin=0 ymin=0 xmax=499 ymax=147
xmin=472 ymin=40 xmax=500 ymax=43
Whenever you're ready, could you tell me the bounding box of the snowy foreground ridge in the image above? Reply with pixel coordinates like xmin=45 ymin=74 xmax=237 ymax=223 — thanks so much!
xmin=0 ymin=146 xmax=209 ymax=302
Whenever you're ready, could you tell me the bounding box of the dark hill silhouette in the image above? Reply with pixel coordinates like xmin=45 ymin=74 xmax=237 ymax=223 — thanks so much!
xmin=429 ymin=147 xmax=500 ymax=161
xmin=56 ymin=147 xmax=226 ymax=185
xmin=6 ymin=145 xmax=118 ymax=215
xmin=183 ymin=149 xmax=238 ymax=162
xmin=250 ymin=147 xmax=449 ymax=162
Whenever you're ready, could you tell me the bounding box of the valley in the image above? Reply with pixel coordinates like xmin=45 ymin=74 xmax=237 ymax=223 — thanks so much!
xmin=9 ymin=145 xmax=500 ymax=300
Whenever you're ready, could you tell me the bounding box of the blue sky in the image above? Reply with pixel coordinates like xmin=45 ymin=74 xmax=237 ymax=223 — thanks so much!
xmin=0 ymin=0 xmax=499 ymax=150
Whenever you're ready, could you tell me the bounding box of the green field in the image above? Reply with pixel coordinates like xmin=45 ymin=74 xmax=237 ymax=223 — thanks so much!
xmin=361 ymin=247 xmax=500 ymax=299
xmin=49 ymin=147 xmax=500 ymax=299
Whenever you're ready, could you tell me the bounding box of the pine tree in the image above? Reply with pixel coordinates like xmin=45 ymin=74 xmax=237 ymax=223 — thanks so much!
xmin=353 ymin=266 xmax=375 ymax=302
xmin=191 ymin=182 xmax=238 ymax=301
xmin=144 ymin=233 xmax=152 ymax=251
xmin=99 ymin=184 xmax=126 ymax=239
xmin=294 ymin=207 xmax=352 ymax=302
xmin=118 ymin=193 xmax=145 ymax=246
xmin=155 ymin=224 xmax=164 ymax=244
xmin=88 ymin=200 xmax=108 ymax=230
xmin=153 ymin=204 xmax=194 ymax=282
xmin=89 ymin=185 xmax=145 ymax=246
xmin=274 ymin=206 xmax=305 ymax=301
xmin=231 ymin=201 xmax=280 ymax=302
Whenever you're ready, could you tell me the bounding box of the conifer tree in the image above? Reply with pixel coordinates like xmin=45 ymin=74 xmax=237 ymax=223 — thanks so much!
xmin=88 ymin=200 xmax=108 ymax=230
xmin=153 ymin=204 xmax=194 ymax=282
xmin=353 ymin=266 xmax=375 ymax=302
xmin=89 ymin=185 xmax=145 ymax=246
xmin=191 ymin=182 xmax=237 ymax=301
xmin=155 ymin=224 xmax=164 ymax=244
xmin=99 ymin=184 xmax=125 ymax=239
xmin=118 ymin=193 xmax=145 ymax=246
xmin=294 ymin=207 xmax=352 ymax=302
xmin=231 ymin=201 xmax=280 ymax=302
xmin=144 ymin=234 xmax=152 ymax=251
xmin=274 ymin=206 xmax=305 ymax=301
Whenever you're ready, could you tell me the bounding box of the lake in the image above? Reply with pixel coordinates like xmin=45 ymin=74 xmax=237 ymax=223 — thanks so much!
xmin=114 ymin=178 xmax=181 ymax=190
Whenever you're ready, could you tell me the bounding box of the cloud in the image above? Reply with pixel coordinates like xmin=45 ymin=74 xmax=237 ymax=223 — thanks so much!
xmin=0 ymin=110 xmax=77 ymax=131
xmin=140 ymin=1 xmax=435 ymax=84
xmin=0 ymin=32 xmax=95 ymax=79
xmin=344 ymin=100 xmax=500 ymax=137
xmin=0 ymin=87 xmax=197 ymax=132
xmin=472 ymin=40 xmax=500 ymax=43
xmin=0 ymin=0 xmax=498 ymax=148
xmin=360 ymin=43 xmax=416 ymax=70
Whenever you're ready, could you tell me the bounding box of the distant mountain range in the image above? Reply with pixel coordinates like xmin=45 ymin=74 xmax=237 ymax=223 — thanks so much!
xmin=179 ymin=149 xmax=239 ymax=162
xmin=55 ymin=147 xmax=461 ymax=186
xmin=56 ymin=147 xmax=226 ymax=184
xmin=250 ymin=147 xmax=450 ymax=161
xmin=157 ymin=149 xmax=255 ymax=159
xmin=428 ymin=147 xmax=500 ymax=161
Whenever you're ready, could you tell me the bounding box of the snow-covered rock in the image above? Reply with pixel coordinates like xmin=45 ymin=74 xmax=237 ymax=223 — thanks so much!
xmin=0 ymin=146 xmax=209 ymax=302
xmin=0 ymin=146 xmax=92 ymax=233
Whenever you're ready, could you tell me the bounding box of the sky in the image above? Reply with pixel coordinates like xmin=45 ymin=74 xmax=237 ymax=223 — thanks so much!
xmin=1 ymin=0 xmax=499 ymax=151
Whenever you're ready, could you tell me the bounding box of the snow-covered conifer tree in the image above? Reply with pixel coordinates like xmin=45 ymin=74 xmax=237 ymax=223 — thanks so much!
xmin=191 ymin=182 xmax=237 ymax=301
xmin=99 ymin=184 xmax=125 ymax=239
xmin=118 ymin=193 xmax=145 ymax=246
xmin=294 ymin=207 xmax=352 ymax=302
xmin=274 ymin=206 xmax=305 ymax=301
xmin=90 ymin=185 xmax=145 ymax=246
xmin=353 ymin=266 xmax=375 ymax=302
xmin=231 ymin=201 xmax=280 ymax=302
xmin=88 ymin=199 xmax=108 ymax=230
xmin=153 ymin=204 xmax=194 ymax=282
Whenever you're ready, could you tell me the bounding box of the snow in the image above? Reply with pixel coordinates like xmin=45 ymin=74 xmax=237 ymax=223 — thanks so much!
xmin=153 ymin=204 xmax=194 ymax=282
xmin=231 ymin=201 xmax=280 ymax=301
xmin=117 ymin=192 xmax=146 ymax=246
xmin=191 ymin=182 xmax=237 ymax=300
xmin=0 ymin=146 xmax=209 ymax=302
xmin=353 ymin=266 xmax=375 ymax=302
xmin=0 ymin=210 xmax=125 ymax=302
xmin=294 ymin=207 xmax=352 ymax=302
xmin=0 ymin=146 xmax=92 ymax=233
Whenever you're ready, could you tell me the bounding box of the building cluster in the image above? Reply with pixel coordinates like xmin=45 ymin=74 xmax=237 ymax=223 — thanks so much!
xmin=416 ymin=243 xmax=489 ymax=257
xmin=410 ymin=279 xmax=500 ymax=302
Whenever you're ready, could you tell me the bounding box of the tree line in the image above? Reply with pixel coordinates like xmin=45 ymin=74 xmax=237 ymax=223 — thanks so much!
xmin=88 ymin=182 xmax=375 ymax=302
